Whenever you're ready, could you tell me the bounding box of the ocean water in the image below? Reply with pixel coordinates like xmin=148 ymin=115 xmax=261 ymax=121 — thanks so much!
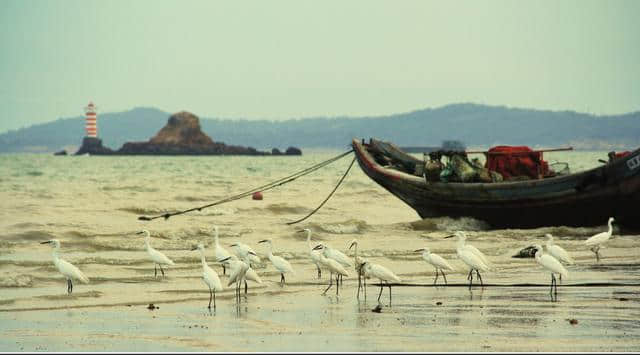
xmin=1 ymin=149 xmax=639 ymax=351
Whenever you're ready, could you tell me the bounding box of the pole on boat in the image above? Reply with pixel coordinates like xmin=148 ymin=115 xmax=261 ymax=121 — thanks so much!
xmin=465 ymin=147 xmax=573 ymax=155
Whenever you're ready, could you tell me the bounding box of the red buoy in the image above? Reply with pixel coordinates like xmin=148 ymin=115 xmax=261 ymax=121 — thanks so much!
xmin=252 ymin=191 xmax=263 ymax=200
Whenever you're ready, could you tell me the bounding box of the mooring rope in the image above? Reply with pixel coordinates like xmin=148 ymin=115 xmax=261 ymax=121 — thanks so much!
xmin=287 ymin=156 xmax=356 ymax=225
xmin=138 ymin=149 xmax=354 ymax=221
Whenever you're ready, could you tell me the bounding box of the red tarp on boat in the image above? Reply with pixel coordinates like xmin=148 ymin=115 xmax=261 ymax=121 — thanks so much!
xmin=485 ymin=146 xmax=550 ymax=180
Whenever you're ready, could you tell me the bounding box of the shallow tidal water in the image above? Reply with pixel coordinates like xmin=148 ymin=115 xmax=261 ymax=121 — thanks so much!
xmin=1 ymin=149 xmax=639 ymax=351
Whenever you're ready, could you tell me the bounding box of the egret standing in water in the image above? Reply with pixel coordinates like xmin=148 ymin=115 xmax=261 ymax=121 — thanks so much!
xmin=322 ymin=243 xmax=351 ymax=286
xmin=299 ymin=229 xmax=323 ymax=279
xmin=312 ymin=244 xmax=349 ymax=296
xmin=585 ymin=217 xmax=615 ymax=262
xmin=41 ymin=239 xmax=89 ymax=294
xmin=533 ymin=244 xmax=568 ymax=297
xmin=221 ymin=253 xmax=250 ymax=302
xmin=446 ymin=232 xmax=489 ymax=289
xmin=191 ymin=243 xmax=223 ymax=309
xmin=258 ymin=239 xmax=294 ymax=286
xmin=348 ymin=239 xmax=368 ymax=298
xmin=137 ymin=230 xmax=174 ymax=278
xmin=414 ymin=247 xmax=455 ymax=285
xmin=212 ymin=225 xmax=234 ymax=275
xmin=545 ymin=234 xmax=574 ymax=280
xmin=360 ymin=261 xmax=401 ymax=305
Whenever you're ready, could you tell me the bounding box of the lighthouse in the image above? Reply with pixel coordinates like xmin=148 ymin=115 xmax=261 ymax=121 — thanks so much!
xmin=84 ymin=101 xmax=98 ymax=137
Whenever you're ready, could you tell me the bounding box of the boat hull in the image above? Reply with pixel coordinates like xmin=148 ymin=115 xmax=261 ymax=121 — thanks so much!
xmin=352 ymin=138 xmax=640 ymax=229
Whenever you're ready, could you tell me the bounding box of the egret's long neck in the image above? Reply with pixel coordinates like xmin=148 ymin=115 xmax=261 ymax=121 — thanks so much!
xmin=456 ymin=237 xmax=466 ymax=249
xmin=306 ymin=231 xmax=312 ymax=251
xmin=353 ymin=243 xmax=358 ymax=260
xmin=608 ymin=220 xmax=613 ymax=236
xmin=200 ymin=250 xmax=207 ymax=267
xmin=144 ymin=237 xmax=151 ymax=250
xmin=51 ymin=246 xmax=60 ymax=261
xmin=266 ymin=243 xmax=274 ymax=258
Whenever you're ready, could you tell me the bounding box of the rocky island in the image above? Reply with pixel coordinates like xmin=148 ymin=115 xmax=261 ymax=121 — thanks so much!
xmin=74 ymin=111 xmax=302 ymax=156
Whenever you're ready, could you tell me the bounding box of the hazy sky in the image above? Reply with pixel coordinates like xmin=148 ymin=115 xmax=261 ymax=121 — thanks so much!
xmin=1 ymin=0 xmax=639 ymax=133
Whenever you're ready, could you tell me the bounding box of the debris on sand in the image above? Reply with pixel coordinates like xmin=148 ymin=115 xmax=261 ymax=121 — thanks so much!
xmin=568 ymin=319 xmax=578 ymax=325
xmin=147 ymin=303 xmax=158 ymax=310
xmin=436 ymin=301 xmax=443 ymax=306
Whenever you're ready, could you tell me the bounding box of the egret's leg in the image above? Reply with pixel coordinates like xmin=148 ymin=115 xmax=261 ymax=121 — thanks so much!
xmin=154 ymin=264 xmax=158 ymax=278
xmin=336 ymin=276 xmax=339 ymax=296
xmin=377 ymin=282 xmax=384 ymax=302
xmin=159 ymin=264 xmax=165 ymax=277
xmin=213 ymin=291 xmax=216 ymax=309
xmin=549 ymin=274 xmax=555 ymax=295
xmin=595 ymin=247 xmax=601 ymax=262
xmin=323 ymin=273 xmax=333 ymax=295
xmin=208 ymin=286 xmax=212 ymax=309
xmin=468 ymin=269 xmax=474 ymax=290
xmin=441 ymin=269 xmax=448 ymax=285
xmin=364 ymin=276 xmax=367 ymax=298
xmin=356 ymin=270 xmax=361 ymax=299
xmin=433 ymin=267 xmax=439 ymax=285
xmin=244 ymin=280 xmax=248 ymax=295
xmin=388 ymin=282 xmax=392 ymax=304
xmin=281 ymin=273 xmax=285 ymax=287
xmin=475 ymin=270 xmax=484 ymax=287
xmin=222 ymin=264 xmax=226 ymax=276
xmin=553 ymin=274 xmax=558 ymax=295
xmin=317 ymin=266 xmax=321 ymax=279
xmin=67 ymin=279 xmax=72 ymax=294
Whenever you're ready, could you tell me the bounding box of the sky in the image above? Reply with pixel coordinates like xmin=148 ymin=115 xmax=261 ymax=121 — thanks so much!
xmin=1 ymin=0 xmax=639 ymax=133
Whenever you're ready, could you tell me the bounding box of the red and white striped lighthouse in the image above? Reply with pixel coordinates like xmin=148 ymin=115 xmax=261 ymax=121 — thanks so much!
xmin=84 ymin=101 xmax=98 ymax=137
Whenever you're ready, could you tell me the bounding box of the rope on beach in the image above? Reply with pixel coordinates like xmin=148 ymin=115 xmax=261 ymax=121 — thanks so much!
xmin=287 ymin=156 xmax=356 ymax=225
xmin=137 ymin=149 xmax=354 ymax=221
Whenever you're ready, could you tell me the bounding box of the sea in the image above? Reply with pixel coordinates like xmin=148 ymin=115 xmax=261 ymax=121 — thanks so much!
xmin=1 ymin=149 xmax=639 ymax=351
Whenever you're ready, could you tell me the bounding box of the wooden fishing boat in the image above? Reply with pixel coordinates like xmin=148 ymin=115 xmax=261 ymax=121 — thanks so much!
xmin=352 ymin=138 xmax=640 ymax=229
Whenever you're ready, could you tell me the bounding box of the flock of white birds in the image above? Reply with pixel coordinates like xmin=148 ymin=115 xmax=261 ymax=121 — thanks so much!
xmin=40 ymin=217 xmax=616 ymax=308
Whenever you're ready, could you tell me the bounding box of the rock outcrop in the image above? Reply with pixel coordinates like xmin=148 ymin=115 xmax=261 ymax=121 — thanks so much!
xmin=74 ymin=111 xmax=302 ymax=156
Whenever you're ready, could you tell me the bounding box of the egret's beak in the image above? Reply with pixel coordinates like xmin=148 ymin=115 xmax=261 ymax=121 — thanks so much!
xmin=248 ymin=251 xmax=257 ymax=256
xmin=295 ymin=230 xmax=305 ymax=233
xmin=229 ymin=243 xmax=238 ymax=247
xmin=312 ymin=244 xmax=323 ymax=251
xmin=190 ymin=246 xmax=198 ymax=251
xmin=359 ymin=262 xmax=367 ymax=268
xmin=219 ymin=256 xmax=231 ymax=263
xmin=414 ymin=248 xmax=424 ymax=252
xmin=348 ymin=242 xmax=356 ymax=250
xmin=40 ymin=241 xmax=51 ymax=244
xmin=258 ymin=240 xmax=268 ymax=243
xmin=444 ymin=235 xmax=454 ymax=239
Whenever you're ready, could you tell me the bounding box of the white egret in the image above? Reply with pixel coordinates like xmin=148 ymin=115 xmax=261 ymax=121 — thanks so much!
xmin=230 ymin=242 xmax=261 ymax=266
xmin=221 ymin=253 xmax=251 ymax=302
xmin=545 ymin=234 xmax=574 ymax=280
xmin=360 ymin=261 xmax=401 ymax=304
xmin=322 ymin=243 xmax=351 ymax=285
xmin=191 ymin=243 xmax=223 ymax=309
xmin=445 ymin=232 xmax=489 ymax=289
xmin=414 ymin=247 xmax=455 ymax=285
xmin=137 ymin=230 xmax=175 ymax=278
xmin=449 ymin=231 xmax=492 ymax=269
xmin=40 ymin=239 xmax=89 ymax=294
xmin=298 ymin=229 xmax=323 ymax=279
xmin=312 ymin=244 xmax=349 ymax=295
xmin=258 ymin=239 xmax=295 ymax=286
xmin=584 ymin=217 xmax=615 ymax=262
xmin=212 ymin=225 xmax=234 ymax=275
xmin=533 ymin=244 xmax=568 ymax=296
xmin=348 ymin=239 xmax=368 ymax=298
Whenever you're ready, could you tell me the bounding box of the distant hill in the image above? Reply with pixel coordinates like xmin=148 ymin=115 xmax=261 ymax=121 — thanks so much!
xmin=1 ymin=103 xmax=639 ymax=153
